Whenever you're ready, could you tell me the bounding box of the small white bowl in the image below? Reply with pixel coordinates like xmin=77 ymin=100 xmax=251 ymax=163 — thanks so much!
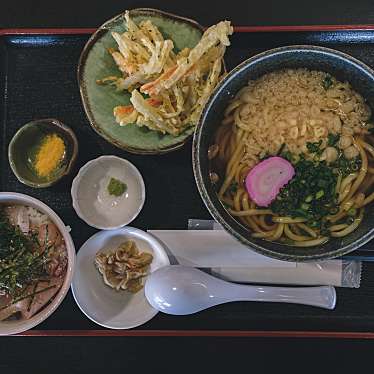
xmin=71 ymin=227 xmax=170 ymax=329
xmin=0 ymin=192 xmax=75 ymax=336
xmin=71 ymin=156 xmax=145 ymax=230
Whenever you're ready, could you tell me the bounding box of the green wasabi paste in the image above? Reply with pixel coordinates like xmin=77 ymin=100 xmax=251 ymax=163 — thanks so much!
xmin=107 ymin=177 xmax=127 ymax=197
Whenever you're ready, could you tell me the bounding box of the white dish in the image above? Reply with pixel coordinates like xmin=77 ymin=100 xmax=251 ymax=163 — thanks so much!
xmin=71 ymin=155 xmax=145 ymax=230
xmin=71 ymin=226 xmax=170 ymax=329
xmin=0 ymin=192 xmax=75 ymax=336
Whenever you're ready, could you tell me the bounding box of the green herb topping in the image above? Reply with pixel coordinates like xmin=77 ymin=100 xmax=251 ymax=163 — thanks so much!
xmin=107 ymin=177 xmax=127 ymax=197
xmin=331 ymin=153 xmax=362 ymax=177
xmin=270 ymin=156 xmax=338 ymax=229
xmin=306 ymin=140 xmax=323 ymax=155
xmin=269 ymin=133 xmax=364 ymax=230
xmin=327 ymin=133 xmax=340 ymax=147
xmin=323 ymin=75 xmax=333 ymax=90
xmin=0 ymin=209 xmax=50 ymax=297
xmin=228 ymin=181 xmax=238 ymax=194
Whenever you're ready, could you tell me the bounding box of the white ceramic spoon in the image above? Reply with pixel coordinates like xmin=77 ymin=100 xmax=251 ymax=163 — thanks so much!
xmin=145 ymin=265 xmax=336 ymax=314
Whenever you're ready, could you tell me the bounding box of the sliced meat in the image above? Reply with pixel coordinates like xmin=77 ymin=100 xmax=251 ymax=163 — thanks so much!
xmin=0 ymin=294 xmax=24 ymax=321
xmin=46 ymin=244 xmax=68 ymax=277
xmin=0 ymin=277 xmax=64 ymax=321
xmin=20 ymin=277 xmax=64 ymax=320
xmin=46 ymin=256 xmax=67 ymax=277
xmin=37 ymin=223 xmax=62 ymax=250
xmin=5 ymin=205 xmax=30 ymax=234
xmin=52 ymin=256 xmax=68 ymax=278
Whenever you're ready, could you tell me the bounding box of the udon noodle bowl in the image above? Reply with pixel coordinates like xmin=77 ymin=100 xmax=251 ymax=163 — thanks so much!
xmin=212 ymin=68 xmax=374 ymax=247
xmin=0 ymin=205 xmax=68 ymax=320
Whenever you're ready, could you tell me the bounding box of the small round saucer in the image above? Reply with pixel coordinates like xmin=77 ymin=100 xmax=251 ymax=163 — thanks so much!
xmin=8 ymin=118 xmax=78 ymax=188
xmin=71 ymin=227 xmax=170 ymax=329
xmin=71 ymin=155 xmax=145 ymax=230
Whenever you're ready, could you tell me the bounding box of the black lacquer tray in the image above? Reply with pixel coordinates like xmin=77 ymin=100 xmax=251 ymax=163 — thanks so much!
xmin=2 ymin=26 xmax=374 ymax=337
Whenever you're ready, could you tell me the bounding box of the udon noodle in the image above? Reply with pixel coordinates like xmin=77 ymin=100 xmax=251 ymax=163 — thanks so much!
xmin=212 ymin=68 xmax=374 ymax=246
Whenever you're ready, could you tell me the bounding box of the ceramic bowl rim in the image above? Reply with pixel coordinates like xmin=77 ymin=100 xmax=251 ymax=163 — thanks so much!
xmin=71 ymin=155 xmax=146 ymax=230
xmin=0 ymin=192 xmax=76 ymax=335
xmin=8 ymin=118 xmax=79 ymax=188
xmin=70 ymin=226 xmax=170 ymax=329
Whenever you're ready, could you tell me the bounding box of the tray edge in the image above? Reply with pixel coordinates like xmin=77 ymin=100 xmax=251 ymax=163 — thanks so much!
xmin=2 ymin=23 xmax=374 ymax=338
xmin=17 ymin=329 xmax=374 ymax=338
xmin=3 ymin=24 xmax=374 ymax=36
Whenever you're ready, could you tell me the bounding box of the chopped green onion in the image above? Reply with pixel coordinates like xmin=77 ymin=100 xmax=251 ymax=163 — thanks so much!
xmin=301 ymin=203 xmax=310 ymax=210
xmin=270 ymin=152 xmax=338 ymax=230
xmin=305 ymin=195 xmax=313 ymax=203
xmin=316 ymin=190 xmax=325 ymax=199
xmin=327 ymin=133 xmax=340 ymax=146
xmin=277 ymin=143 xmax=286 ymax=156
xmin=281 ymin=150 xmax=293 ymax=162
xmin=228 ymin=181 xmax=238 ymax=194
xmin=347 ymin=208 xmax=357 ymax=216
xmin=323 ymin=75 xmax=333 ymax=90
xmin=306 ymin=140 xmax=323 ymax=154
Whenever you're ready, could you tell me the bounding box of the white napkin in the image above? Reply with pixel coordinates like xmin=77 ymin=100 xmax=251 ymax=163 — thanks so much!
xmin=211 ymin=263 xmax=342 ymax=286
xmin=148 ymin=229 xmax=361 ymax=287
xmin=148 ymin=230 xmax=296 ymax=268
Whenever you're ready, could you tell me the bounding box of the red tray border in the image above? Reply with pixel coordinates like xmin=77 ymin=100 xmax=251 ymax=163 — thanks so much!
xmin=2 ymin=24 xmax=374 ymax=35
xmin=2 ymin=24 xmax=374 ymax=338
xmin=12 ymin=330 xmax=374 ymax=338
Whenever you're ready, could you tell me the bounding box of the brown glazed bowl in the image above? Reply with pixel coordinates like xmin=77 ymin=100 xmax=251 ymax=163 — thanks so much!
xmin=193 ymin=45 xmax=374 ymax=261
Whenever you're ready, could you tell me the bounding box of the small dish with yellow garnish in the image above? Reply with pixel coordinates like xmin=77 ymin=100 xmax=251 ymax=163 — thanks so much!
xmin=8 ymin=118 xmax=78 ymax=188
